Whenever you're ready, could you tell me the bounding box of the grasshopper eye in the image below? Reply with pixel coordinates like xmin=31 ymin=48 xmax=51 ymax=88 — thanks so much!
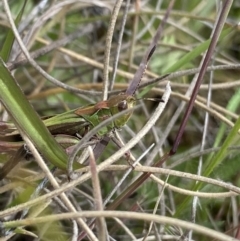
xmin=118 ymin=100 xmax=128 ymax=111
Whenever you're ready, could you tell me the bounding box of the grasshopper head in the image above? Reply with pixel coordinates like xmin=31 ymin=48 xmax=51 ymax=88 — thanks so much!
xmin=108 ymin=94 xmax=136 ymax=129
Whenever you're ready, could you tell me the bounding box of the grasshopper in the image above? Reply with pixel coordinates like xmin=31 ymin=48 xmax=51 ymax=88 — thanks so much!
xmin=47 ymin=94 xmax=136 ymax=137
xmin=0 ymin=94 xmax=136 ymax=179
xmin=0 ymin=2 xmax=171 ymax=180
xmin=0 ymin=94 xmax=136 ymax=138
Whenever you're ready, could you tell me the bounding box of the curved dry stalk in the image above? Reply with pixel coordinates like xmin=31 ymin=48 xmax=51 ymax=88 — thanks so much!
xmin=4 ymin=211 xmax=239 ymax=241
xmin=197 ymin=95 xmax=238 ymax=120
xmin=113 ymin=217 xmax=137 ymax=240
xmin=30 ymin=35 xmax=240 ymax=96
xmin=89 ymin=164 xmax=240 ymax=198
xmin=168 ymin=145 xmax=240 ymax=169
xmin=8 ymin=23 xmax=97 ymax=71
xmin=110 ymin=0 xmax=130 ymax=91
xmin=88 ymin=146 xmax=107 ymax=241
xmin=127 ymin=1 xmax=139 ymax=73
xmin=2 ymin=0 xmax=90 ymax=95
xmin=102 ymin=0 xmax=124 ymax=100
xmin=20 ymin=135 xmax=97 ymax=241
xmin=152 ymin=88 xmax=235 ymax=129
xmin=139 ymin=63 xmax=240 ymax=89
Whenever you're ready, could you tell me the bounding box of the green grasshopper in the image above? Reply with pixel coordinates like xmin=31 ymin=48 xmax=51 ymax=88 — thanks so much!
xmin=0 ymin=94 xmax=135 ymax=138
xmin=0 ymin=6 xmax=169 ymax=180
xmin=46 ymin=94 xmax=135 ymax=137
xmin=0 ymin=94 xmax=136 ymax=179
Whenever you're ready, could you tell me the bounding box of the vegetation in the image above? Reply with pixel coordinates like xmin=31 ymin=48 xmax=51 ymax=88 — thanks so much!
xmin=0 ymin=0 xmax=239 ymax=240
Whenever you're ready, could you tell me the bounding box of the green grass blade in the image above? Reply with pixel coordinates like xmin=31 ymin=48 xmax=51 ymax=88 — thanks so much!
xmin=174 ymin=115 xmax=240 ymax=217
xmin=203 ymin=116 xmax=240 ymax=177
xmin=207 ymin=88 xmax=240 ymax=161
xmin=0 ymin=0 xmax=27 ymax=61
xmin=138 ymin=27 xmax=233 ymax=98
xmin=0 ymin=57 xmax=71 ymax=170
xmin=163 ymin=27 xmax=233 ymax=74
